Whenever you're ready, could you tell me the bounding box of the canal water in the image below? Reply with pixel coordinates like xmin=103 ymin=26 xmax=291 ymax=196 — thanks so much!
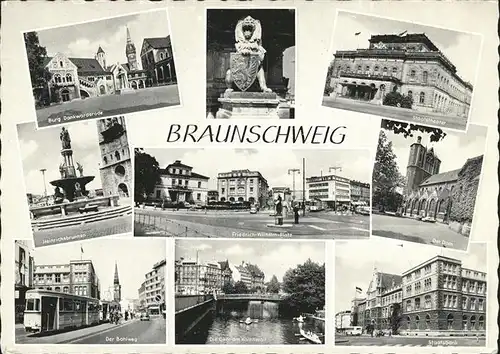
xmin=179 ymin=300 xmax=325 ymax=345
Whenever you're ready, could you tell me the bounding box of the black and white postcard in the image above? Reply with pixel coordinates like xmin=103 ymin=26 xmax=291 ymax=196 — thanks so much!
xmin=24 ymin=9 xmax=180 ymax=129
xmin=134 ymin=148 xmax=371 ymax=239
xmin=17 ymin=118 xmax=133 ymax=247
xmin=175 ymin=239 xmax=325 ymax=345
xmin=322 ymin=11 xmax=482 ymax=131
xmin=372 ymin=119 xmax=487 ymax=251
xmin=206 ymin=9 xmax=296 ymax=119
xmin=14 ymin=237 xmax=167 ymax=344
xmin=335 ymin=238 xmax=487 ymax=347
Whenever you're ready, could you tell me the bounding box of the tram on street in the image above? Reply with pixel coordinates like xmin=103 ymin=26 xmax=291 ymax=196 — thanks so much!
xmin=99 ymin=300 xmax=111 ymax=323
xmin=23 ymin=289 xmax=100 ymax=333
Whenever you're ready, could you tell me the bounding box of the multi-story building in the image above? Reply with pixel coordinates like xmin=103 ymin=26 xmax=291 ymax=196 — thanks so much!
xmin=306 ymin=174 xmax=352 ymax=209
xmin=402 ymin=136 xmax=483 ymax=235
xmin=335 ymin=310 xmax=352 ymax=331
xmin=140 ymin=36 xmax=177 ymax=86
xmin=97 ymin=116 xmax=132 ymax=198
xmin=143 ymin=259 xmax=166 ymax=315
xmin=15 ymin=241 xmax=35 ymax=323
xmin=153 ymin=160 xmax=209 ymax=206
xmin=33 ymin=259 xmax=99 ymax=299
xmin=218 ymin=260 xmax=233 ymax=286
xmin=175 ymin=259 xmax=222 ymax=295
xmin=352 ymin=255 xmax=487 ymax=336
xmin=326 ymin=33 xmax=473 ymax=118
xmin=138 ymin=281 xmax=147 ymax=311
xmin=217 ymin=169 xmax=269 ymax=206
xmin=350 ymin=180 xmax=371 ymax=206
xmin=207 ymin=190 xmax=219 ymax=202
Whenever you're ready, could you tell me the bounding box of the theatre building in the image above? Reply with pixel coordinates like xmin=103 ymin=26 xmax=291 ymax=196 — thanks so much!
xmin=152 ymin=160 xmax=210 ymax=206
xmin=326 ymin=33 xmax=473 ymax=118
xmin=353 ymin=255 xmax=486 ymax=336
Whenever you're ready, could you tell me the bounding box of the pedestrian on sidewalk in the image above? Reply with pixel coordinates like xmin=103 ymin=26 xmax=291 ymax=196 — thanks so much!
xmin=293 ymin=204 xmax=300 ymax=224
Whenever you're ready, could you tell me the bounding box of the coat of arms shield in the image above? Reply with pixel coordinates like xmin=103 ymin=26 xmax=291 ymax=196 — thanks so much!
xmin=230 ymin=53 xmax=260 ymax=92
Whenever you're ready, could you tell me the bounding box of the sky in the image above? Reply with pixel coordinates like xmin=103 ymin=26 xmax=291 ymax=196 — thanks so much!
xmin=176 ymin=239 xmax=325 ymax=283
xmin=27 ymin=237 xmax=166 ymax=300
xmin=331 ymin=11 xmax=482 ymax=84
xmin=141 ymin=148 xmax=372 ymax=191
xmin=335 ymin=237 xmax=487 ymax=312
xmin=33 ymin=10 xmax=170 ymax=70
xmin=381 ymin=123 xmax=487 ymax=178
xmin=17 ymin=121 xmax=105 ymax=196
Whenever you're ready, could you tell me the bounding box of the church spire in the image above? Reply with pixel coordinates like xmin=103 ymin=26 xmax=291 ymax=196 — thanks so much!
xmin=114 ymin=261 xmax=120 ymax=284
xmin=126 ymin=26 xmax=133 ymax=46
xmin=125 ymin=26 xmax=138 ymax=70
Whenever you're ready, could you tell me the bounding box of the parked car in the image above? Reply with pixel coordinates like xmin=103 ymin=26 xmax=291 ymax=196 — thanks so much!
xmin=140 ymin=312 xmax=150 ymax=321
xmin=250 ymin=206 xmax=257 ymax=214
xmin=357 ymin=206 xmax=370 ymax=216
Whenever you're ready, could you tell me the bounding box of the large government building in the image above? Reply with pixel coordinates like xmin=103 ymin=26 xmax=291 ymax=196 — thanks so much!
xmin=326 ymin=33 xmax=473 ymax=118
xmin=217 ymin=169 xmax=269 ymax=207
xmin=402 ymin=136 xmax=483 ymax=236
xmin=152 ymin=160 xmax=210 ymax=206
xmin=352 ymin=255 xmax=486 ymax=336
xmin=41 ymin=27 xmax=176 ymax=103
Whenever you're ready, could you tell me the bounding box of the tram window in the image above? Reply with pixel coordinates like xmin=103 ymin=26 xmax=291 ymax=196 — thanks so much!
xmin=62 ymin=299 xmax=74 ymax=311
xmin=26 ymin=299 xmax=40 ymax=311
xmin=75 ymin=301 xmax=81 ymax=311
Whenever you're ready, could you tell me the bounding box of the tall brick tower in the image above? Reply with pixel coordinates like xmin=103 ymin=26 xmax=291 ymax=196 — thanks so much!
xmin=125 ymin=26 xmax=138 ymax=70
xmin=405 ymin=136 xmax=441 ymax=194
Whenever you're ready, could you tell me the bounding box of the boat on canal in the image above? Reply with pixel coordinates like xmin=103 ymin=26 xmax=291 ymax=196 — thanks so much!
xmin=299 ymin=328 xmax=322 ymax=344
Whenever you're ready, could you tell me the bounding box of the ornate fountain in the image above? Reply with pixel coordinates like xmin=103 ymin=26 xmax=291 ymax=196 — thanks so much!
xmin=50 ymin=127 xmax=95 ymax=203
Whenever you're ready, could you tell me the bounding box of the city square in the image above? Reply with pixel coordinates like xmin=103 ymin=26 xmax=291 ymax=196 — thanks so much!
xmin=134 ymin=148 xmax=371 ymax=239
xmin=15 ymin=238 xmax=167 ymax=344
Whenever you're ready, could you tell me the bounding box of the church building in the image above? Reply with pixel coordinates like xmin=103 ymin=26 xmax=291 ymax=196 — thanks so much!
xmin=43 ymin=27 xmax=175 ymax=103
xmin=97 ymin=116 xmax=132 ymax=199
xmin=113 ymin=262 xmax=122 ymax=302
xmin=402 ymin=136 xmax=483 ymax=235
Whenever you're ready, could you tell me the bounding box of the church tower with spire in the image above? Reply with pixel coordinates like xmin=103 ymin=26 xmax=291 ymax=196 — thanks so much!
xmin=125 ymin=27 xmax=138 ymax=70
xmin=113 ymin=261 xmax=122 ymax=302
xmin=95 ymin=45 xmax=106 ymax=70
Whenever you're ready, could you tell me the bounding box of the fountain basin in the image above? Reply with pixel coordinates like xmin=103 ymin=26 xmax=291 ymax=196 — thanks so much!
xmin=30 ymin=195 xmax=119 ymax=219
xmin=50 ymin=176 xmax=95 ymax=202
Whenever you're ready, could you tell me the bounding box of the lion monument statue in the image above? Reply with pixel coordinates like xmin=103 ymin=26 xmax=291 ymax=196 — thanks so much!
xmin=225 ymin=16 xmax=272 ymax=94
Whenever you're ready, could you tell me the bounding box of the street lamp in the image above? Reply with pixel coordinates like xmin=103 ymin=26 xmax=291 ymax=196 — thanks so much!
xmin=288 ymin=168 xmax=300 ymax=201
xmin=40 ymin=168 xmax=47 ymax=197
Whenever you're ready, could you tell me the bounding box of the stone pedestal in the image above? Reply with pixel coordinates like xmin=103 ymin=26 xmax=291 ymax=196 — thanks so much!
xmin=216 ymin=91 xmax=280 ymax=119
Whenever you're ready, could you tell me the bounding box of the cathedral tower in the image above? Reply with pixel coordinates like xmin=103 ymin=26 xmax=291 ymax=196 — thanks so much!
xmin=405 ymin=136 xmax=441 ymax=194
xmin=125 ymin=27 xmax=138 ymax=70
xmin=113 ymin=261 xmax=122 ymax=302
xmin=95 ymin=46 xmax=106 ymax=70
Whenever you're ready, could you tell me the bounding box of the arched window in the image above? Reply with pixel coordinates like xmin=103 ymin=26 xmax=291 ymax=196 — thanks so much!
xmin=478 ymin=316 xmax=484 ymax=330
xmin=103 ymin=156 xmax=108 ymax=165
xmin=415 ymin=315 xmax=420 ymax=328
xmin=54 ymin=74 xmax=62 ymax=83
xmin=365 ymin=65 xmax=370 ymax=75
xmin=63 ymin=286 xmax=69 ymax=293
xmin=392 ymin=67 xmax=397 ymax=75
xmin=425 ymin=295 xmax=431 ymax=309
xmin=382 ymin=67 xmax=388 ymax=76
xmin=346 ymin=66 xmax=351 ymax=72
xmin=160 ymin=52 xmax=165 ymax=60
xmin=406 ymin=299 xmax=412 ymax=311
xmin=357 ymin=65 xmax=362 ymax=73
xmin=419 ymin=92 xmax=425 ymax=104
xmin=408 ymin=90 xmax=413 ymax=98
xmin=423 ymin=71 xmax=428 ymax=83
xmin=462 ymin=315 xmax=468 ymax=329
xmin=470 ymin=315 xmax=476 ymax=329
xmin=410 ymin=70 xmax=416 ymax=78
xmin=426 ymin=314 xmax=431 ymax=328
xmin=59 ymin=61 xmax=64 ymax=67
xmin=115 ymin=151 xmax=121 ymax=160
xmin=374 ymin=66 xmax=379 ymax=74
xmin=406 ymin=316 xmax=411 ymax=329
xmin=415 ymin=298 xmax=421 ymax=310
xmin=66 ymin=73 xmax=73 ymax=82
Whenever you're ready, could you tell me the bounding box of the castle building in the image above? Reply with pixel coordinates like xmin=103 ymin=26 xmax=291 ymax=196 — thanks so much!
xmin=402 ymin=136 xmax=483 ymax=235
xmin=326 ymin=33 xmax=473 ymax=118
xmin=97 ymin=116 xmax=132 ymax=199
xmin=33 ymin=259 xmax=99 ymax=299
xmin=152 ymin=160 xmax=209 ymax=205
xmin=42 ymin=28 xmax=174 ymax=104
xmin=217 ymin=169 xmax=269 ymax=206
xmin=352 ymin=255 xmax=486 ymax=336
xmin=113 ymin=262 xmax=121 ymax=302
